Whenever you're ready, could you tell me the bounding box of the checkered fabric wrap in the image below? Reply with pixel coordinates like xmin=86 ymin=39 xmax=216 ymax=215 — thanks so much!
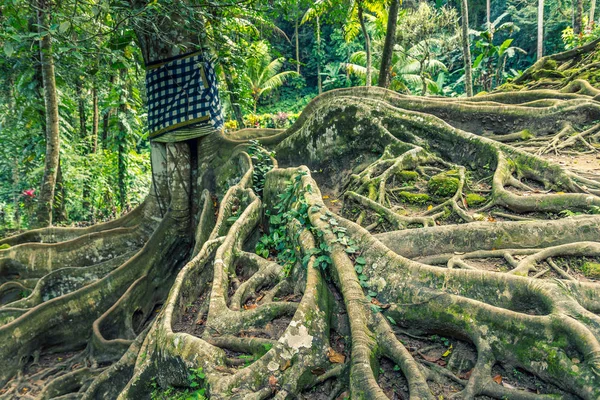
xmin=146 ymin=52 xmax=223 ymax=139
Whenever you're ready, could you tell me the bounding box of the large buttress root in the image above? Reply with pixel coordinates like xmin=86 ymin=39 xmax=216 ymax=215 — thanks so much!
xmin=2 ymin=83 xmax=600 ymax=399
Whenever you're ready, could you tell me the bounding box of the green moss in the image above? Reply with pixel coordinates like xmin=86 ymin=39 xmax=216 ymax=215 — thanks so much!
xmin=582 ymin=262 xmax=600 ymax=278
xmin=398 ymin=191 xmax=430 ymax=205
xmin=532 ymin=69 xmax=565 ymax=80
xmin=0 ymin=244 xmax=9 ymax=250
xmin=465 ymin=193 xmax=486 ymax=206
xmin=520 ymin=129 xmax=534 ymax=140
xmin=396 ymin=170 xmax=418 ymax=182
xmin=427 ymin=173 xmax=459 ymax=197
xmin=541 ymin=58 xmax=558 ymax=70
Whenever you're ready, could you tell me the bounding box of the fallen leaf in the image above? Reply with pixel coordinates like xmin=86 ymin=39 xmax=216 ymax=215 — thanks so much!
xmin=442 ymin=344 xmax=453 ymax=357
xmin=280 ymin=359 xmax=291 ymax=371
xmin=427 ymin=204 xmax=433 ymax=211
xmin=256 ymin=294 xmax=265 ymax=302
xmin=243 ymin=303 xmax=257 ymax=310
xmin=487 ymin=216 xmax=496 ymax=222
xmin=311 ymin=367 xmax=326 ymax=375
xmin=268 ymin=375 xmax=278 ymax=387
xmin=323 ymin=195 xmax=330 ymax=199
xmin=327 ymin=348 xmax=346 ymax=364
xmin=371 ymin=298 xmax=390 ymax=309
xmin=492 ymin=374 xmax=503 ymax=384
xmin=330 ymin=199 xmax=338 ymax=203
xmin=460 ymin=369 xmax=473 ymax=379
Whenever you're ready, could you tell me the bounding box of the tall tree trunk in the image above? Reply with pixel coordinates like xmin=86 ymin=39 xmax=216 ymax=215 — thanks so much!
xmin=316 ymin=15 xmax=323 ymax=94
xmin=460 ymin=0 xmax=473 ymax=97
xmin=574 ymin=0 xmax=583 ymax=35
xmin=589 ymin=0 xmax=597 ymax=30
xmin=92 ymin=84 xmax=99 ymax=153
xmin=118 ymin=69 xmax=128 ymax=211
xmin=486 ymin=0 xmax=491 ymax=28
xmin=378 ymin=0 xmax=400 ymax=89
xmin=77 ymin=78 xmax=87 ymax=144
xmin=35 ymin=0 xmax=60 ymax=227
xmin=358 ymin=3 xmax=372 ymax=87
xmin=537 ymin=0 xmax=544 ymax=60
xmin=295 ymin=16 xmax=301 ymax=75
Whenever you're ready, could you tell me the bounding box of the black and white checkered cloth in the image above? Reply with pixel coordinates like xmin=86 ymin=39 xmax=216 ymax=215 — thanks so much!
xmin=146 ymin=51 xmax=223 ymax=139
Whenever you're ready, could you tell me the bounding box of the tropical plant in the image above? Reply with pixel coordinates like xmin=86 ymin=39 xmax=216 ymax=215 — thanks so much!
xmin=244 ymin=41 xmax=299 ymax=113
xmin=471 ymin=13 xmax=526 ymax=91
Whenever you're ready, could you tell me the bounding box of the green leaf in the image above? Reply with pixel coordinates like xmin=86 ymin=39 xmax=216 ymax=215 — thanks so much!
xmin=4 ymin=42 xmax=14 ymax=57
xmin=355 ymin=256 xmax=366 ymax=265
xmin=59 ymin=21 xmax=70 ymax=33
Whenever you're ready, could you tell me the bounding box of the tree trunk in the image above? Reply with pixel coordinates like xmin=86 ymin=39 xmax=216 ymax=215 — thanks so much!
xmin=574 ymin=0 xmax=583 ymax=35
xmin=295 ymin=16 xmax=301 ymax=75
xmin=316 ymin=15 xmax=323 ymax=94
xmin=589 ymin=0 xmax=597 ymax=30
xmin=486 ymin=0 xmax=491 ymax=28
xmin=118 ymin=69 xmax=128 ymax=211
xmin=77 ymin=78 xmax=87 ymax=144
xmin=35 ymin=0 xmax=60 ymax=228
xmin=538 ymin=0 xmax=544 ymax=60
xmin=460 ymin=0 xmax=473 ymax=97
xmin=378 ymin=0 xmax=400 ymax=89
xmin=91 ymin=84 xmax=99 ymax=153
xmin=358 ymin=3 xmax=372 ymax=87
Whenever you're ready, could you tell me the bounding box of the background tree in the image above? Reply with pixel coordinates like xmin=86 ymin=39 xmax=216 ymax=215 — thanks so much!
xmin=460 ymin=0 xmax=473 ymax=96
xmin=378 ymin=0 xmax=400 ymax=88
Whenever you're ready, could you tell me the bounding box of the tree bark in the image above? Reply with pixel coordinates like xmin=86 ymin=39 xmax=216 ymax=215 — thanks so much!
xmin=316 ymin=15 xmax=323 ymax=94
xmin=357 ymin=3 xmax=372 ymax=87
xmin=538 ymin=0 xmax=544 ymax=60
xmin=460 ymin=0 xmax=473 ymax=97
xmin=91 ymin=84 xmax=99 ymax=153
xmin=118 ymin=69 xmax=128 ymax=211
xmin=378 ymin=0 xmax=400 ymax=89
xmin=77 ymin=78 xmax=87 ymax=144
xmin=574 ymin=0 xmax=583 ymax=35
xmin=486 ymin=0 xmax=491 ymax=28
xmin=295 ymin=15 xmax=301 ymax=75
xmin=35 ymin=0 xmax=60 ymax=228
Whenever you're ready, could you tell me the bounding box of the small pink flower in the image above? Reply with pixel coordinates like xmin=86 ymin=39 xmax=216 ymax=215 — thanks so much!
xmin=23 ymin=189 xmax=35 ymax=198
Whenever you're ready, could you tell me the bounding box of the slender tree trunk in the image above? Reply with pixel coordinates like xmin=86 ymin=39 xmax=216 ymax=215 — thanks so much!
xmin=589 ymin=0 xmax=597 ymax=30
xmin=316 ymin=15 xmax=323 ymax=94
xmin=574 ymin=0 xmax=583 ymax=35
xmin=378 ymin=0 xmax=400 ymax=89
xmin=357 ymin=3 xmax=372 ymax=87
xmin=35 ymin=0 xmax=60 ymax=227
xmin=118 ymin=69 xmax=128 ymax=211
xmin=537 ymin=0 xmax=544 ymax=60
xmin=295 ymin=16 xmax=301 ymax=75
xmin=460 ymin=0 xmax=473 ymax=97
xmin=92 ymin=84 xmax=99 ymax=153
xmin=486 ymin=0 xmax=491 ymax=28
xmin=77 ymin=78 xmax=87 ymax=143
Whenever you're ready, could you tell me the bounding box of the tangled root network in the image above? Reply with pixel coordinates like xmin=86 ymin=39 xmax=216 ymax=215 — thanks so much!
xmin=2 ymin=82 xmax=600 ymax=400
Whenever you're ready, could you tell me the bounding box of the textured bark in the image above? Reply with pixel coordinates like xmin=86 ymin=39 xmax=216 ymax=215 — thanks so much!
xmin=35 ymin=0 xmax=60 ymax=228
xmin=378 ymin=0 xmax=400 ymax=89
xmin=358 ymin=2 xmax=372 ymax=87
xmin=537 ymin=0 xmax=544 ymax=60
xmin=574 ymin=0 xmax=584 ymax=35
xmin=460 ymin=0 xmax=473 ymax=97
